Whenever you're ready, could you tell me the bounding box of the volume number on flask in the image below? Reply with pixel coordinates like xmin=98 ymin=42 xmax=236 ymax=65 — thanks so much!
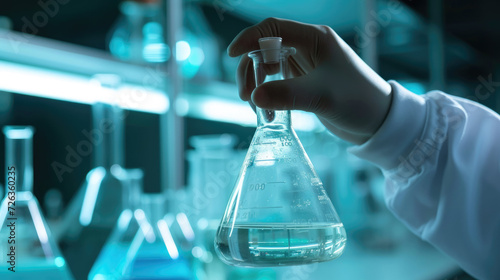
xmin=249 ymin=183 xmax=266 ymax=191
xmin=280 ymin=136 xmax=293 ymax=146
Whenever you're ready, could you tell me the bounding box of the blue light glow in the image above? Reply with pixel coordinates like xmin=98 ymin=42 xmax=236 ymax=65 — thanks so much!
xmin=176 ymin=41 xmax=191 ymax=61
xmin=54 ymin=257 xmax=66 ymax=268
xmin=188 ymin=47 xmax=204 ymax=66
xmin=3 ymin=126 xmax=34 ymax=139
xmin=0 ymin=60 xmax=169 ymax=114
xmin=79 ymin=167 xmax=106 ymax=226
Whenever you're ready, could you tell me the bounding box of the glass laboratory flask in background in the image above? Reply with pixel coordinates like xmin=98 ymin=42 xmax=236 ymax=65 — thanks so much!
xmin=88 ymin=168 xmax=144 ymax=280
xmin=60 ymin=74 xmax=128 ymax=279
xmin=120 ymin=193 xmax=193 ymax=280
xmin=0 ymin=126 xmax=74 ymax=279
xmin=187 ymin=135 xmax=275 ymax=279
xmin=162 ymin=192 xmax=200 ymax=278
xmin=215 ymin=44 xmax=346 ymax=267
xmin=108 ymin=0 xmax=168 ymax=64
xmin=79 ymin=74 xmax=126 ymax=228
xmin=78 ymin=101 xmax=125 ymax=228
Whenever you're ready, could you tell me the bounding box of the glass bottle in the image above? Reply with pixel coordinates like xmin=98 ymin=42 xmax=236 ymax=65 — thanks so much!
xmin=215 ymin=44 xmax=346 ymax=267
xmin=0 ymin=126 xmax=74 ymax=279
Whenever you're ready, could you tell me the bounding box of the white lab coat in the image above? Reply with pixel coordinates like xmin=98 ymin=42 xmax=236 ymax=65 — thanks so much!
xmin=349 ymin=81 xmax=500 ymax=280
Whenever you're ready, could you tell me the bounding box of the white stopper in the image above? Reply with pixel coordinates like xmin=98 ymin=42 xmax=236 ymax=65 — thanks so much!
xmin=258 ymin=37 xmax=282 ymax=63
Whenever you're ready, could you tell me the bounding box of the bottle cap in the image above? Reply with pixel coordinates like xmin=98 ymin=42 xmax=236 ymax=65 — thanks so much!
xmin=258 ymin=37 xmax=282 ymax=63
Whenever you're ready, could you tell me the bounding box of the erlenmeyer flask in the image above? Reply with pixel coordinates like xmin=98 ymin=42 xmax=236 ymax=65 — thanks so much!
xmin=79 ymin=99 xmax=125 ymax=228
xmin=60 ymin=75 xmax=128 ymax=278
xmin=0 ymin=126 xmax=74 ymax=279
xmin=120 ymin=193 xmax=193 ymax=280
xmin=215 ymin=42 xmax=346 ymax=267
xmin=88 ymin=167 xmax=144 ymax=280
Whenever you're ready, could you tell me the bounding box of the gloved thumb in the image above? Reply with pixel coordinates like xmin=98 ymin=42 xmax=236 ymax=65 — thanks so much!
xmin=251 ymin=72 xmax=328 ymax=115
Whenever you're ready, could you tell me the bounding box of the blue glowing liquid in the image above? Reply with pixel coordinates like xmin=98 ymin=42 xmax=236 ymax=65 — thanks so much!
xmin=88 ymin=243 xmax=129 ymax=280
xmin=0 ymin=259 xmax=73 ymax=280
xmin=125 ymin=257 xmax=191 ymax=280
xmin=121 ymin=255 xmax=191 ymax=280
xmin=89 ymin=242 xmax=193 ymax=280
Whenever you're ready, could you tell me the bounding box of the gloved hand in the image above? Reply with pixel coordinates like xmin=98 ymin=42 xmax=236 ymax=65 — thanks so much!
xmin=228 ymin=17 xmax=393 ymax=145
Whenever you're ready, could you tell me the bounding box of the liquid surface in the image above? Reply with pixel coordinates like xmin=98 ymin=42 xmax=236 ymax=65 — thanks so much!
xmin=215 ymin=223 xmax=346 ymax=267
xmin=88 ymin=243 xmax=129 ymax=280
xmin=0 ymin=261 xmax=73 ymax=280
xmin=124 ymin=256 xmax=192 ymax=280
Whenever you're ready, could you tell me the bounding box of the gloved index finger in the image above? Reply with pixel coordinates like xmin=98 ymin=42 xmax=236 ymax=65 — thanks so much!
xmin=227 ymin=17 xmax=317 ymax=57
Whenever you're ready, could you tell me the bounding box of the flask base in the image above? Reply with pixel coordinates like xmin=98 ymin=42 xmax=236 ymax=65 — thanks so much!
xmin=215 ymin=223 xmax=346 ymax=267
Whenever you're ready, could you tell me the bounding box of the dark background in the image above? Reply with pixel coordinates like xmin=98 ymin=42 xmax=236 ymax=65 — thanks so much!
xmin=0 ymin=1 xmax=494 ymax=279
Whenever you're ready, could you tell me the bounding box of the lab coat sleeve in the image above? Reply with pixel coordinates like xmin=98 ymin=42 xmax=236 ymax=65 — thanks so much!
xmin=348 ymin=81 xmax=500 ymax=280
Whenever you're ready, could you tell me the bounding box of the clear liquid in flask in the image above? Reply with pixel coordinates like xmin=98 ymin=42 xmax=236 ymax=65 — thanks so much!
xmin=216 ymin=223 xmax=346 ymax=266
xmin=215 ymin=41 xmax=347 ymax=267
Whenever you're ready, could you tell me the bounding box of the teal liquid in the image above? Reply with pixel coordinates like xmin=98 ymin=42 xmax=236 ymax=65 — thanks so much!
xmin=88 ymin=243 xmax=129 ymax=280
xmin=90 ymin=243 xmax=193 ymax=280
xmin=215 ymin=223 xmax=346 ymax=267
xmin=124 ymin=256 xmax=192 ymax=280
xmin=0 ymin=259 xmax=73 ymax=280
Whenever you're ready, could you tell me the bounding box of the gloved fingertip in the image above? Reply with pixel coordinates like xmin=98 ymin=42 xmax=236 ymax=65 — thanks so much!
xmin=251 ymin=87 xmax=270 ymax=108
xmin=227 ymin=45 xmax=238 ymax=57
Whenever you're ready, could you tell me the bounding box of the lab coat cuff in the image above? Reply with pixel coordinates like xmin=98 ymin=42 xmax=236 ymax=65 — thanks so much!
xmin=348 ymin=80 xmax=427 ymax=171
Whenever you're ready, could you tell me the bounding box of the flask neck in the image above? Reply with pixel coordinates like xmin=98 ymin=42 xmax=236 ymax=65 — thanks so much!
xmin=249 ymin=47 xmax=295 ymax=129
xmin=92 ymin=103 xmax=124 ymax=169
xmin=256 ymin=108 xmax=291 ymax=129
xmin=4 ymin=126 xmax=34 ymax=194
xmin=112 ymin=166 xmax=143 ymax=211
xmin=141 ymin=193 xmax=166 ymax=223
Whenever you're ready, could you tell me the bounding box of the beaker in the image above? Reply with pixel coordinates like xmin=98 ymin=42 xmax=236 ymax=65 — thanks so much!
xmin=0 ymin=126 xmax=74 ymax=279
xmin=215 ymin=46 xmax=346 ymax=267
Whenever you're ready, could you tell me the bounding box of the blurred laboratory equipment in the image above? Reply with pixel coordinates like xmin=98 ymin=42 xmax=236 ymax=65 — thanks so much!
xmin=109 ymin=0 xmax=169 ymax=64
xmin=164 ymin=205 xmax=196 ymax=255
xmin=187 ymin=134 xmax=239 ymax=223
xmin=0 ymin=16 xmax=12 ymax=30
xmin=44 ymin=188 xmax=64 ymax=221
xmin=59 ymin=74 xmax=129 ymax=278
xmin=215 ymin=39 xmax=346 ymax=267
xmin=186 ymin=134 xmax=275 ymax=279
xmin=88 ymin=168 xmax=144 ymax=280
xmin=343 ymin=154 xmax=402 ymax=250
xmin=162 ymin=191 xmax=199 ymax=272
xmin=186 ymin=134 xmax=239 ymax=279
xmin=107 ymin=0 xmax=219 ymax=80
xmin=78 ymin=74 xmax=126 ymax=228
xmin=119 ymin=193 xmax=193 ymax=280
xmin=78 ymin=103 xmax=125 ymax=228
xmin=0 ymin=126 xmax=74 ymax=279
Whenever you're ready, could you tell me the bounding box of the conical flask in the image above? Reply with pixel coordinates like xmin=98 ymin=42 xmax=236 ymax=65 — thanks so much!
xmin=59 ymin=75 xmax=128 ymax=278
xmin=215 ymin=41 xmax=346 ymax=267
xmin=120 ymin=193 xmax=193 ymax=280
xmin=79 ymin=99 xmax=125 ymax=228
xmin=0 ymin=126 xmax=74 ymax=279
xmin=88 ymin=167 xmax=144 ymax=280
